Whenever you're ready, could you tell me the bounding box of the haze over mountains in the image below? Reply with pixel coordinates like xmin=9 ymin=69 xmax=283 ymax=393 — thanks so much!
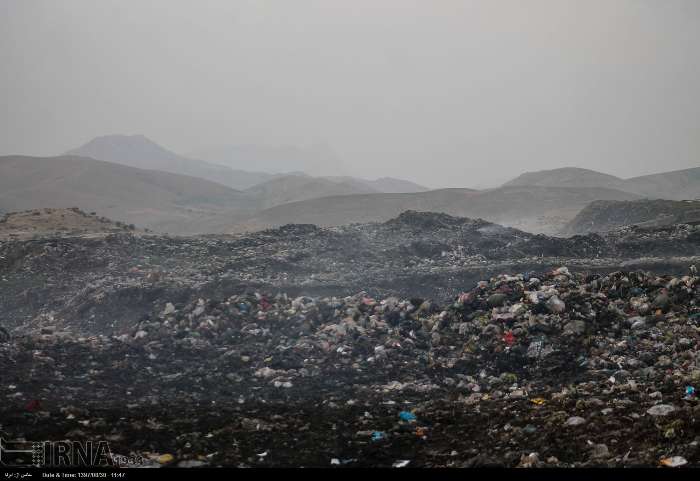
xmin=66 ymin=135 xmax=278 ymax=190
xmin=234 ymin=185 xmax=640 ymax=235
xmin=190 ymin=143 xmax=348 ymax=178
xmin=505 ymin=166 xmax=700 ymax=200
xmin=1 ymin=134 xmax=698 ymax=236
xmin=0 ymin=154 xmax=257 ymax=233
xmin=564 ymin=199 xmax=700 ymax=235
xmin=67 ymin=135 xmax=428 ymax=195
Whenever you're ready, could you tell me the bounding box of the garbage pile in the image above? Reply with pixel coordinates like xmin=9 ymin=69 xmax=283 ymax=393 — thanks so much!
xmin=1 ymin=211 xmax=698 ymax=336
xmin=565 ymin=199 xmax=700 ymax=235
xmin=2 ymin=265 xmax=699 ymax=467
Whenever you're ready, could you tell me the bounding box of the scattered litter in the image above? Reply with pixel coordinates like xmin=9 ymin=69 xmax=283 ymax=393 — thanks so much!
xmin=399 ymin=411 xmax=417 ymax=422
xmin=660 ymin=456 xmax=687 ymax=467
xmin=646 ymin=405 xmax=676 ymax=417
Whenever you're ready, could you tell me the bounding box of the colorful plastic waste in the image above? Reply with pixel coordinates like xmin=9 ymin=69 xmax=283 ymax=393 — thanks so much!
xmin=399 ymin=411 xmax=416 ymax=422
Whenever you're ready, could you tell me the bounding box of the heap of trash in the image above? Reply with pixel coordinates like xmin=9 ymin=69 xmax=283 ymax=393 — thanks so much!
xmin=2 ymin=265 xmax=699 ymax=467
xmin=2 ymin=211 xmax=699 ymax=337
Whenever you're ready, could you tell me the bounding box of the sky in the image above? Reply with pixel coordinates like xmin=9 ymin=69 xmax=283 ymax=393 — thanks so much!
xmin=1 ymin=0 xmax=699 ymax=188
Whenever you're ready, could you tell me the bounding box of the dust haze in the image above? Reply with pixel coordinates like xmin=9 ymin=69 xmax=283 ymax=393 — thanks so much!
xmin=1 ymin=0 xmax=699 ymax=188
xmin=2 ymin=1 xmax=700 ymax=470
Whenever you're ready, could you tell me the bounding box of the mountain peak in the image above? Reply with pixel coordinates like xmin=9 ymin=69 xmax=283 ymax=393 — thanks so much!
xmin=67 ymin=134 xmax=180 ymax=163
xmin=503 ymin=167 xmax=623 ymax=189
xmin=64 ymin=135 xmax=276 ymax=190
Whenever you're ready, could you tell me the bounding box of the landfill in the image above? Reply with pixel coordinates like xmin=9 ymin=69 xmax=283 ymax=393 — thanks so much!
xmin=1 ymin=211 xmax=699 ymax=467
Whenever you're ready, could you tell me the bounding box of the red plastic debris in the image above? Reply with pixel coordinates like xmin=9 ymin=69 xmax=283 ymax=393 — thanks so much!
xmin=503 ymin=331 xmax=516 ymax=346
xmin=25 ymin=399 xmax=41 ymax=412
xmin=497 ymin=285 xmax=513 ymax=295
xmin=458 ymin=293 xmax=473 ymax=304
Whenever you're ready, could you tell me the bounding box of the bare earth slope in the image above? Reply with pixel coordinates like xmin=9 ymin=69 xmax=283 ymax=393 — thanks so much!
xmin=565 ymin=199 xmax=700 ymax=234
xmin=624 ymin=167 xmax=700 ymax=200
xmin=243 ymin=174 xmax=379 ymax=210
xmin=0 ymin=155 xmax=256 ymax=234
xmin=323 ymin=175 xmax=429 ymax=193
xmin=503 ymin=167 xmax=626 ymax=190
xmin=234 ymin=186 xmax=639 ymax=235
xmin=0 ymin=207 xmax=138 ymax=240
xmin=504 ymin=166 xmax=700 ymax=201
xmin=66 ymin=134 xmax=276 ymax=190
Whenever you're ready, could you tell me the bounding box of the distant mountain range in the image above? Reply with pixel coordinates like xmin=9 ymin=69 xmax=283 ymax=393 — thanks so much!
xmin=1 ymin=136 xmax=697 ymax=236
xmin=0 ymin=155 xmax=256 ymax=234
xmin=504 ymin=166 xmax=700 ymax=200
xmin=231 ymin=185 xmax=639 ymax=235
xmin=237 ymin=165 xmax=699 ymax=234
xmin=66 ymin=135 xmax=277 ymax=190
xmin=0 ymin=152 xmax=429 ymax=234
xmin=66 ymin=135 xmax=428 ymax=197
xmin=189 ymin=143 xmax=348 ymax=178
xmin=243 ymin=174 xmax=378 ymax=210
xmin=323 ymin=176 xmax=428 ymax=194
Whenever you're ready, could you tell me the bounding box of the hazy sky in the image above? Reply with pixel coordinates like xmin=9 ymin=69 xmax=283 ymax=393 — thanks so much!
xmin=1 ymin=0 xmax=699 ymax=188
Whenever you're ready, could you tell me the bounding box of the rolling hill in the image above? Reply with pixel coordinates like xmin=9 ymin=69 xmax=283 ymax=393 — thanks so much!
xmin=0 ymin=155 xmax=427 ymax=235
xmin=0 ymin=155 xmax=256 ymax=234
xmin=243 ymin=174 xmax=379 ymax=210
xmin=7 ymin=144 xmax=697 ymax=237
xmin=66 ymin=134 xmax=276 ymax=190
xmin=189 ymin=143 xmax=347 ymax=177
xmin=66 ymin=135 xmax=430 ymax=200
xmin=564 ymin=199 xmax=700 ymax=234
xmin=503 ymin=166 xmax=700 ymax=200
xmin=0 ymin=207 xmax=138 ymax=240
xmin=230 ymin=185 xmax=640 ymax=235
xmin=623 ymin=167 xmax=700 ymax=200
xmin=323 ymin=176 xmax=428 ymax=193
xmin=503 ymin=167 xmax=625 ymax=190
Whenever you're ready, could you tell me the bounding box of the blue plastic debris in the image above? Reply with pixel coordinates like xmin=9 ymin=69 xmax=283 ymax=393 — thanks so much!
xmin=686 ymin=386 xmax=696 ymax=397
xmin=399 ymin=411 xmax=416 ymax=422
xmin=371 ymin=431 xmax=385 ymax=442
xmin=523 ymin=424 xmax=537 ymax=434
